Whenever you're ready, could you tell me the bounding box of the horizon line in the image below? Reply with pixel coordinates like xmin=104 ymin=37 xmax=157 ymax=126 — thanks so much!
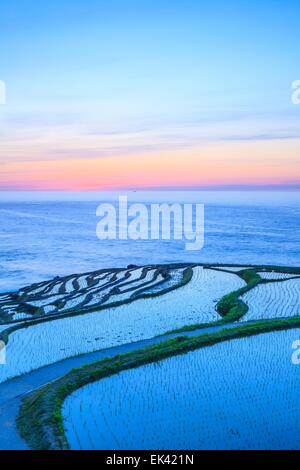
xmin=0 ymin=184 xmax=299 ymax=193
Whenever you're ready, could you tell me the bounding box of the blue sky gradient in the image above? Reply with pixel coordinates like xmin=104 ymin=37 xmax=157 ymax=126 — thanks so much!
xmin=0 ymin=0 xmax=299 ymax=189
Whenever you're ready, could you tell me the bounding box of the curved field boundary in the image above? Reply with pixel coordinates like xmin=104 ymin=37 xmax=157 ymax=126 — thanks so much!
xmin=0 ymin=267 xmax=193 ymax=346
xmin=241 ymin=277 xmax=300 ymax=321
xmin=0 ymin=267 xmax=243 ymax=385
xmin=161 ymin=268 xmax=262 ymax=335
xmin=164 ymin=266 xmax=300 ymax=336
xmin=203 ymin=264 xmax=300 ymax=276
xmin=216 ymin=269 xmax=262 ymax=319
xmin=258 ymin=271 xmax=300 ymax=281
xmin=17 ymin=315 xmax=300 ymax=450
xmin=1 ymin=265 xmax=190 ymax=322
xmin=2 ymin=264 xmax=298 ymax=343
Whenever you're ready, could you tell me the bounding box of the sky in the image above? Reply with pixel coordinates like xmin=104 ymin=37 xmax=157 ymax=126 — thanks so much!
xmin=0 ymin=0 xmax=299 ymax=191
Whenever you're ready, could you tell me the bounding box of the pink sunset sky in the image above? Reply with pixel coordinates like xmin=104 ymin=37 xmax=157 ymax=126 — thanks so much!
xmin=1 ymin=1 xmax=300 ymax=191
xmin=1 ymin=138 xmax=300 ymax=191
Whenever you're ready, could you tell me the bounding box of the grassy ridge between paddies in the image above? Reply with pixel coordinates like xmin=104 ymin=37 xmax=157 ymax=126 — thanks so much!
xmin=163 ymin=266 xmax=300 ymax=336
xmin=217 ymin=269 xmax=261 ymax=320
xmin=2 ymin=263 xmax=298 ymax=343
xmin=17 ymin=315 xmax=300 ymax=450
xmin=160 ymin=268 xmax=262 ymax=336
xmin=0 ymin=266 xmax=193 ymax=346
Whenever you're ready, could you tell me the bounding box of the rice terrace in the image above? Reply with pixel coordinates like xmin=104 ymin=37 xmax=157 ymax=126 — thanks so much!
xmin=0 ymin=262 xmax=300 ymax=450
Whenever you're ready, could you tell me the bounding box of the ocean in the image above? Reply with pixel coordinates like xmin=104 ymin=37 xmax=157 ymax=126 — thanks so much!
xmin=0 ymin=191 xmax=299 ymax=293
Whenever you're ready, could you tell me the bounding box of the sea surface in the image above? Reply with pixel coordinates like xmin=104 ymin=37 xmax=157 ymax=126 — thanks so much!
xmin=0 ymin=191 xmax=299 ymax=292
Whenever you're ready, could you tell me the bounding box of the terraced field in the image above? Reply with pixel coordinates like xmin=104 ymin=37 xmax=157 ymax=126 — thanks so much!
xmin=1 ymin=262 xmax=300 ymax=450
xmin=0 ymin=266 xmax=244 ymax=383
xmin=258 ymin=271 xmax=299 ymax=280
xmin=63 ymin=329 xmax=300 ymax=450
xmin=0 ymin=266 xmax=179 ymax=323
xmin=242 ymin=278 xmax=300 ymax=321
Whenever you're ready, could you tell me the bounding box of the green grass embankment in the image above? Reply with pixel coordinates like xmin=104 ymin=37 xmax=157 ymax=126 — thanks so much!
xmin=17 ymin=314 xmax=300 ymax=450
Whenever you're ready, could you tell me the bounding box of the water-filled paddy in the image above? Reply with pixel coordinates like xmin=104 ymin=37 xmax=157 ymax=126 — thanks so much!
xmin=0 ymin=267 xmax=244 ymax=383
xmin=258 ymin=271 xmax=299 ymax=280
xmin=242 ymin=278 xmax=300 ymax=321
xmin=63 ymin=329 xmax=300 ymax=450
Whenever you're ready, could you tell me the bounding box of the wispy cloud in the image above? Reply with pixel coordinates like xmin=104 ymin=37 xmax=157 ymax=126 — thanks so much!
xmin=1 ymin=108 xmax=300 ymax=166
